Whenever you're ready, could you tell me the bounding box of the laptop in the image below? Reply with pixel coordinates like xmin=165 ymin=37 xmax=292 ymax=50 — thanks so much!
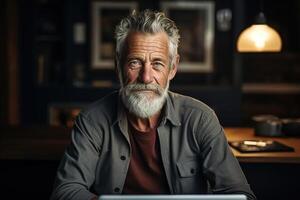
xmin=98 ymin=195 xmax=247 ymax=200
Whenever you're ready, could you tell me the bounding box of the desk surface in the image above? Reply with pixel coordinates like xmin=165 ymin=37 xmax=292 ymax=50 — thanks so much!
xmin=225 ymin=128 xmax=300 ymax=163
xmin=1 ymin=127 xmax=300 ymax=163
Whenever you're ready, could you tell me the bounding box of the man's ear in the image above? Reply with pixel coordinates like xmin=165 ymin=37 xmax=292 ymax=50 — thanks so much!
xmin=168 ymin=54 xmax=179 ymax=80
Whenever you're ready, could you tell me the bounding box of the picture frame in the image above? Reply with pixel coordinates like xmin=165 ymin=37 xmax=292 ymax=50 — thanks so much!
xmin=48 ymin=103 xmax=87 ymax=127
xmin=91 ymin=1 xmax=138 ymax=69
xmin=160 ymin=1 xmax=215 ymax=72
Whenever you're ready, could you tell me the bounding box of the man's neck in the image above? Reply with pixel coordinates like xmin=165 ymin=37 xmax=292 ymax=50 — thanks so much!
xmin=127 ymin=111 xmax=162 ymax=132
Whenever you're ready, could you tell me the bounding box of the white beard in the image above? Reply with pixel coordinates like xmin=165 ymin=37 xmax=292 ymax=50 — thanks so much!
xmin=120 ymin=82 xmax=169 ymax=118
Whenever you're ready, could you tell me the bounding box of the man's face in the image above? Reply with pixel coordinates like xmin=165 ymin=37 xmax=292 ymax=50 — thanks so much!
xmin=124 ymin=32 xmax=176 ymax=94
xmin=120 ymin=32 xmax=178 ymax=118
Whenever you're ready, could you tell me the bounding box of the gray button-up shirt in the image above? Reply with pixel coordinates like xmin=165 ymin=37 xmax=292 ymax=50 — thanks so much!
xmin=51 ymin=91 xmax=256 ymax=200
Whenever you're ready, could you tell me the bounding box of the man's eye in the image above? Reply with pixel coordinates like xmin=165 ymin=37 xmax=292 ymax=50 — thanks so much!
xmin=128 ymin=60 xmax=142 ymax=69
xmin=152 ymin=62 xmax=164 ymax=69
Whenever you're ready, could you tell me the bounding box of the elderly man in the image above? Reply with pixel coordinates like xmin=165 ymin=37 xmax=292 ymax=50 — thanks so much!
xmin=51 ymin=10 xmax=256 ymax=200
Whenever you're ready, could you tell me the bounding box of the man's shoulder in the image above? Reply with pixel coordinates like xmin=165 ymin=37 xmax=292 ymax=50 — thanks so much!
xmin=168 ymin=91 xmax=214 ymax=114
xmin=167 ymin=91 xmax=221 ymax=137
xmin=80 ymin=90 xmax=119 ymax=120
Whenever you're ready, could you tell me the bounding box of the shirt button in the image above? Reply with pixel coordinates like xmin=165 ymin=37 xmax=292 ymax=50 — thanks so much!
xmin=114 ymin=187 xmax=120 ymax=193
xmin=120 ymin=155 xmax=126 ymax=160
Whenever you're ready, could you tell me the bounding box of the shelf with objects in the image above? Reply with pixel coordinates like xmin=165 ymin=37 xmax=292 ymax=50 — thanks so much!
xmin=240 ymin=53 xmax=300 ymax=125
xmin=19 ymin=0 xmax=69 ymax=125
xmin=33 ymin=0 xmax=66 ymax=87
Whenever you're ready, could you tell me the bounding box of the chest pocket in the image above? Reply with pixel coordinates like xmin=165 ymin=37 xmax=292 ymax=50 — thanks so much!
xmin=176 ymin=158 xmax=206 ymax=193
xmin=177 ymin=158 xmax=200 ymax=178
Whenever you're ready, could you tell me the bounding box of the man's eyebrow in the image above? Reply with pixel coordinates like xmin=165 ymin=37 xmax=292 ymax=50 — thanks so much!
xmin=126 ymin=55 xmax=143 ymax=62
xmin=152 ymin=57 xmax=165 ymax=61
xmin=150 ymin=55 xmax=168 ymax=62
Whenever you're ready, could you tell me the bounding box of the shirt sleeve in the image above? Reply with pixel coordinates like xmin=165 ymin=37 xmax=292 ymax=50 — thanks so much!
xmin=198 ymin=111 xmax=257 ymax=200
xmin=50 ymin=114 xmax=102 ymax=200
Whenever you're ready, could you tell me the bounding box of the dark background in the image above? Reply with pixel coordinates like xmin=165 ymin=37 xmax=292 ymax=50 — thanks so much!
xmin=1 ymin=0 xmax=300 ymax=127
xmin=1 ymin=0 xmax=300 ymax=199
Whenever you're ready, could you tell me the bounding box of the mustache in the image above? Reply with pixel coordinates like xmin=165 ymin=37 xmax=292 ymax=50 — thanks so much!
xmin=124 ymin=83 xmax=164 ymax=94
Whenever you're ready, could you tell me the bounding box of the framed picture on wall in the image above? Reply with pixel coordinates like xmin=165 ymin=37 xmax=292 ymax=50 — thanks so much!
xmin=91 ymin=1 xmax=138 ymax=69
xmin=160 ymin=1 xmax=215 ymax=73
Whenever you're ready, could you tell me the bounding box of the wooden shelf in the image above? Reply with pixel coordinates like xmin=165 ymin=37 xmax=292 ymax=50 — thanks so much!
xmin=242 ymin=83 xmax=300 ymax=94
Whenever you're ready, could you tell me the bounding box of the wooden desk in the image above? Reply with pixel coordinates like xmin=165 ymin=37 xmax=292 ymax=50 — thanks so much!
xmin=224 ymin=127 xmax=300 ymax=163
xmin=1 ymin=126 xmax=300 ymax=163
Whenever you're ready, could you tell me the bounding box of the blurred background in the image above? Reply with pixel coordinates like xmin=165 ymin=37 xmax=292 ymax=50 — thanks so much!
xmin=1 ymin=0 xmax=300 ymax=128
xmin=1 ymin=0 xmax=300 ymax=199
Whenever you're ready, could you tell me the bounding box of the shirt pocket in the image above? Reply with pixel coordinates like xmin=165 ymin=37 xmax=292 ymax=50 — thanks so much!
xmin=176 ymin=158 xmax=200 ymax=178
xmin=176 ymin=158 xmax=206 ymax=193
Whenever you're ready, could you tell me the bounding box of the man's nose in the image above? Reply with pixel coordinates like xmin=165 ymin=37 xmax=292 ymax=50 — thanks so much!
xmin=139 ymin=62 xmax=153 ymax=84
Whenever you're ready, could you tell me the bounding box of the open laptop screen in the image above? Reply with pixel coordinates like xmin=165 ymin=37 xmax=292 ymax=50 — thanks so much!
xmin=98 ymin=194 xmax=247 ymax=200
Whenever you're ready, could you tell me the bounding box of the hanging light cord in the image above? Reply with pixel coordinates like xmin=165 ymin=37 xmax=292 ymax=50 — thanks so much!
xmin=259 ymin=0 xmax=264 ymax=13
xmin=256 ymin=0 xmax=266 ymax=24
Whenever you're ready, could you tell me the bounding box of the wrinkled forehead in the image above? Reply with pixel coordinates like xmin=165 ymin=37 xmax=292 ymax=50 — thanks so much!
xmin=125 ymin=31 xmax=169 ymax=53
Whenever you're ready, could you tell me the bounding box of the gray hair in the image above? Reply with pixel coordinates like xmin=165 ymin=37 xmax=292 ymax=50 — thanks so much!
xmin=115 ymin=10 xmax=180 ymax=85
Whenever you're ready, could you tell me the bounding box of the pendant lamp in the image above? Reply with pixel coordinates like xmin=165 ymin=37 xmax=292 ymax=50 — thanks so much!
xmin=237 ymin=12 xmax=282 ymax=52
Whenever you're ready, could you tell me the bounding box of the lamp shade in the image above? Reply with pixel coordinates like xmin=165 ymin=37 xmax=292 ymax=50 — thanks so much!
xmin=237 ymin=24 xmax=282 ymax=52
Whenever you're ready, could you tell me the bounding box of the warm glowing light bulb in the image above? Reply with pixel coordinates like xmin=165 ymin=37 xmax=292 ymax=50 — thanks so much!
xmin=250 ymin=27 xmax=268 ymax=49
xmin=237 ymin=24 xmax=282 ymax=52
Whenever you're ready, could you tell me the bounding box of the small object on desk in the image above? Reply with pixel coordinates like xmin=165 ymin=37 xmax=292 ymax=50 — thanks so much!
xmin=229 ymin=140 xmax=294 ymax=153
xmin=252 ymin=115 xmax=283 ymax=137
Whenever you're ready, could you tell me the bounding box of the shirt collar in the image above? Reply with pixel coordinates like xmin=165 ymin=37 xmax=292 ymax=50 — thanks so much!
xmin=112 ymin=91 xmax=127 ymax=128
xmin=162 ymin=91 xmax=181 ymax=127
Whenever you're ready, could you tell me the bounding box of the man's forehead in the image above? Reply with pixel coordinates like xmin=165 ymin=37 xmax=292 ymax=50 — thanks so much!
xmin=127 ymin=32 xmax=168 ymax=44
xmin=126 ymin=32 xmax=169 ymax=52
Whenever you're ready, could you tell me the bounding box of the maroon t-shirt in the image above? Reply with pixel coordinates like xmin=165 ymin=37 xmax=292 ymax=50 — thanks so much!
xmin=122 ymin=123 xmax=170 ymax=194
